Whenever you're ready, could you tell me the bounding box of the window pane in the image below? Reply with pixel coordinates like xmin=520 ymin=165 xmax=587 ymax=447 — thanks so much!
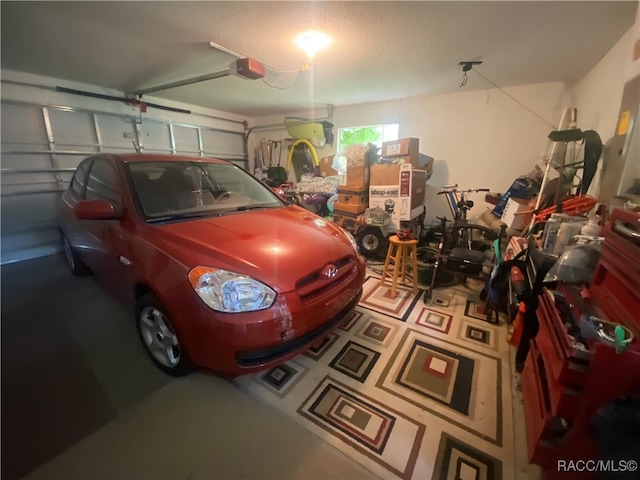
xmin=86 ymin=159 xmax=121 ymax=205
xmin=336 ymin=123 xmax=399 ymax=154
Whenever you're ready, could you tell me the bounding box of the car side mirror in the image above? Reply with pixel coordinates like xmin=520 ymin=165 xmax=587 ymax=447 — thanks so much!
xmin=74 ymin=200 xmax=121 ymax=220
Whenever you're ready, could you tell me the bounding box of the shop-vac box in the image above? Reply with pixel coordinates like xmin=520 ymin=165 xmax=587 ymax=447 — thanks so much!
xmin=368 ymin=164 xmax=426 ymax=230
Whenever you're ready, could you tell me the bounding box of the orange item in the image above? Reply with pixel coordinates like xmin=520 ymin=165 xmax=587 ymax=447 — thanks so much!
xmin=507 ymin=302 xmax=526 ymax=347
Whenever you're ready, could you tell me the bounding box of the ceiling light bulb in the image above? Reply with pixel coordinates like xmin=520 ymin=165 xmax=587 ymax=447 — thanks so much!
xmin=295 ymin=31 xmax=330 ymax=59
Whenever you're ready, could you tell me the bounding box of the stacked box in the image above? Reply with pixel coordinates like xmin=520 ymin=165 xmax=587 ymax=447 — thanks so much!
xmin=344 ymin=144 xmax=369 ymax=186
xmin=332 ymin=211 xmax=359 ymax=232
xmin=368 ymin=164 xmax=427 ymax=230
xmin=333 ymin=201 xmax=367 ymax=215
xmin=381 ymin=137 xmax=432 ymax=172
xmin=500 ymin=197 xmax=532 ymax=230
xmin=381 ymin=138 xmax=419 ymax=164
xmin=337 ymin=185 xmax=368 ymax=205
xmin=319 ymin=155 xmax=338 ymax=177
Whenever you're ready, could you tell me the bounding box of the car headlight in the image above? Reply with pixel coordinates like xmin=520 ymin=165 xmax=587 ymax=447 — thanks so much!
xmin=188 ymin=267 xmax=276 ymax=313
xmin=343 ymin=229 xmax=359 ymax=254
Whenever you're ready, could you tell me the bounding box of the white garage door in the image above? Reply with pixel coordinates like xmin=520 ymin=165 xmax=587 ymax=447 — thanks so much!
xmin=1 ymin=100 xmax=247 ymax=264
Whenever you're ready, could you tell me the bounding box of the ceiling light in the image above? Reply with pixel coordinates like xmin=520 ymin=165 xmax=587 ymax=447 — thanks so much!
xmin=295 ymin=31 xmax=330 ymax=59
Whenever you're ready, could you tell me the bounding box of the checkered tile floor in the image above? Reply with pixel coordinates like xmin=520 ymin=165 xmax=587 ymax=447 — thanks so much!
xmin=234 ymin=271 xmax=518 ymax=479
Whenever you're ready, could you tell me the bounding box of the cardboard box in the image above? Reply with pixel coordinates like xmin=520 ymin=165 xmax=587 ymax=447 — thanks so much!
xmin=500 ymin=197 xmax=531 ymax=230
xmin=332 ymin=211 xmax=359 ymax=232
xmin=370 ymin=164 xmax=426 ymax=210
xmin=382 ymin=138 xmax=419 ymax=158
xmin=504 ymin=236 xmax=528 ymax=261
xmin=319 ymin=155 xmax=338 ymax=177
xmin=380 ymin=138 xmax=433 ymax=171
xmin=368 ymin=164 xmax=426 ymax=230
xmin=346 ymin=164 xmax=369 ymax=186
xmin=334 ymin=201 xmax=368 ymax=215
xmin=370 ymin=164 xmax=401 ymax=186
xmin=337 ymin=185 xmax=368 ymax=205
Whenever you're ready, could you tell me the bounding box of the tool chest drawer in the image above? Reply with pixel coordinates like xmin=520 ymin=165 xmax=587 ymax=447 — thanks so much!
xmin=536 ymin=289 xmax=590 ymax=389
xmin=522 ymin=339 xmax=559 ymax=468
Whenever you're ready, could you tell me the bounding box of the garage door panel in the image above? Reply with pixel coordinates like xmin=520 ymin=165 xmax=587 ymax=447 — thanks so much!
xmin=1 ymin=194 xmax=60 ymax=232
xmin=101 ymin=146 xmax=138 ymax=154
xmin=1 ymin=153 xmax=52 ymax=170
xmin=96 ymin=115 xmax=138 ymax=150
xmin=1 ymin=172 xmax=58 ymax=190
xmin=1 ymin=104 xmax=47 ymax=145
xmin=139 ymin=122 xmax=171 ymax=153
xmin=54 ymin=153 xmax=91 ymax=169
xmin=49 ymin=109 xmax=98 ymax=147
xmin=201 ymin=129 xmax=244 ymax=158
xmin=173 ymin=125 xmax=199 ymax=156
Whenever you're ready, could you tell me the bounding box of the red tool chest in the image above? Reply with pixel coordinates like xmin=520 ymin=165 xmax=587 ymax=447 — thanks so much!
xmin=521 ymin=208 xmax=640 ymax=479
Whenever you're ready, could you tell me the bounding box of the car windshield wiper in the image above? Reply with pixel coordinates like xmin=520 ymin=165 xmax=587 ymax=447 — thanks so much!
xmin=231 ymin=205 xmax=276 ymax=212
xmin=146 ymin=212 xmax=221 ymax=223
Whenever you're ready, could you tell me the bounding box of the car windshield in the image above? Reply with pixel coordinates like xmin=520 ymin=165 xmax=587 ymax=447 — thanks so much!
xmin=127 ymin=161 xmax=285 ymax=221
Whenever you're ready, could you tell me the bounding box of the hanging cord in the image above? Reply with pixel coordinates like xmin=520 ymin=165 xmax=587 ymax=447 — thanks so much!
xmin=261 ymin=76 xmax=305 ymax=90
xmin=469 ymin=66 xmax=557 ymax=130
xmin=459 ymin=70 xmax=468 ymax=87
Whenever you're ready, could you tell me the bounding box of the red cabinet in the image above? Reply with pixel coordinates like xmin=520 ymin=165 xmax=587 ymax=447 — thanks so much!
xmin=522 ymin=208 xmax=640 ymax=480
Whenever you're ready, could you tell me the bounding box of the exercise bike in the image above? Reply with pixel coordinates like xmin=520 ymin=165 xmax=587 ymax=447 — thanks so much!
xmin=424 ymin=185 xmax=506 ymax=304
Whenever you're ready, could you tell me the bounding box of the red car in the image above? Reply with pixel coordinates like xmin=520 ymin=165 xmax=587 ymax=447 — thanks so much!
xmin=59 ymin=154 xmax=365 ymax=376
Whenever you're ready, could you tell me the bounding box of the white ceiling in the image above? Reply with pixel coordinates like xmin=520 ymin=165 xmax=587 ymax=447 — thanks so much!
xmin=1 ymin=1 xmax=637 ymax=117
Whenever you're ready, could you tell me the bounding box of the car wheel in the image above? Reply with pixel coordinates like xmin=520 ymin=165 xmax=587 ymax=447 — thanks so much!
xmin=61 ymin=232 xmax=90 ymax=275
xmin=135 ymin=294 xmax=193 ymax=377
xmin=356 ymin=227 xmax=388 ymax=259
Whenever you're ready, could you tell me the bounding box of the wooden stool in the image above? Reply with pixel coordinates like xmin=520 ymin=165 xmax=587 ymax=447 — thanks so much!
xmin=380 ymin=235 xmax=419 ymax=298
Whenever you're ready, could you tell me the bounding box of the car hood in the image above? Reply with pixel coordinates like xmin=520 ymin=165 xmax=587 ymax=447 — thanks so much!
xmin=148 ymin=206 xmax=357 ymax=293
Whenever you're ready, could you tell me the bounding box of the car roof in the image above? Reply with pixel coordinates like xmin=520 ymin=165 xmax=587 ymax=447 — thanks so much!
xmin=107 ymin=154 xmax=231 ymax=165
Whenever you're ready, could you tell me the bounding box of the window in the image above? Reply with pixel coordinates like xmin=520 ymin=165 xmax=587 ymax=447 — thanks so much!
xmin=70 ymin=159 xmax=92 ymax=197
xmin=86 ymin=158 xmax=121 ymax=206
xmin=336 ymin=123 xmax=399 ymax=154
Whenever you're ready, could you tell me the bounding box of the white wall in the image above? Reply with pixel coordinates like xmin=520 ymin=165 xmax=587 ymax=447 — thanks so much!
xmin=250 ymin=81 xmax=569 ymax=223
xmin=569 ymin=5 xmax=640 ymax=140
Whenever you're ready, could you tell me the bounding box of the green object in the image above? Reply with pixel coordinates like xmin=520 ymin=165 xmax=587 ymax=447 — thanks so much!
xmin=614 ymin=325 xmax=627 ymax=353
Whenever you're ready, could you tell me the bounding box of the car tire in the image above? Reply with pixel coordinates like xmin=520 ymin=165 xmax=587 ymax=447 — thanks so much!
xmin=135 ymin=293 xmax=193 ymax=377
xmin=61 ymin=232 xmax=91 ymax=276
xmin=356 ymin=227 xmax=388 ymax=259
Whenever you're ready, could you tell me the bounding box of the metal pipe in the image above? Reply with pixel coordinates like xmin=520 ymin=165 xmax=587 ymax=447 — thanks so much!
xmin=536 ymin=107 xmax=576 ymax=211
xmin=197 ymin=128 xmax=204 ymax=157
xmin=92 ymin=113 xmax=104 ymax=152
xmin=55 ymin=86 xmax=192 ymax=115
xmin=169 ymin=124 xmax=177 ymax=155
xmin=131 ymin=69 xmax=231 ymax=96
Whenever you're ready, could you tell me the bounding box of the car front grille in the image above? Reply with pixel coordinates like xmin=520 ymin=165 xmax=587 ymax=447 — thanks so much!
xmin=294 ymin=255 xmax=357 ymax=303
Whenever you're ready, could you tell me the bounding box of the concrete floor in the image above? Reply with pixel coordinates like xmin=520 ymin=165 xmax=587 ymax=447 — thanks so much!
xmin=1 ymin=254 xmax=376 ymax=480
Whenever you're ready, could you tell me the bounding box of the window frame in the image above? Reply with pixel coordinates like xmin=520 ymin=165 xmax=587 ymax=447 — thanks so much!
xmin=335 ymin=123 xmax=400 ymax=154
